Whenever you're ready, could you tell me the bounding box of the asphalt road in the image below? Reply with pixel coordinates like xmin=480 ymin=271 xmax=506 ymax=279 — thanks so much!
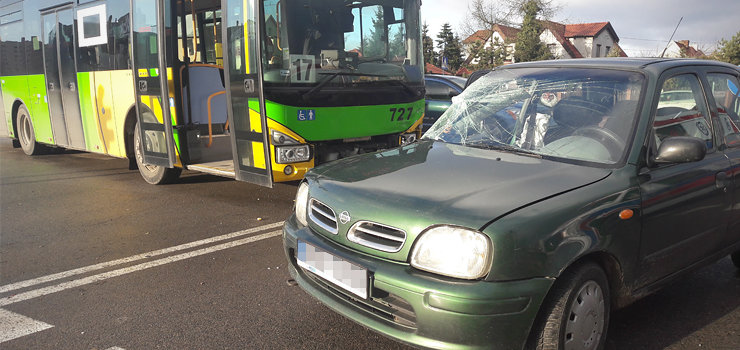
xmin=1 ymin=137 xmax=739 ymax=349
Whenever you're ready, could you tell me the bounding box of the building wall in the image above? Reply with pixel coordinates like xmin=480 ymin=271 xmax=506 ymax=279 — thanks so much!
xmin=540 ymin=29 xmax=569 ymax=59
xmin=592 ymin=31 xmax=616 ymax=57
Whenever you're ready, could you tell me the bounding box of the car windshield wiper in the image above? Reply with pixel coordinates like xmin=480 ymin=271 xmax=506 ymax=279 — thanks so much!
xmin=302 ymin=72 xmax=387 ymax=100
xmin=468 ymin=142 xmax=543 ymax=158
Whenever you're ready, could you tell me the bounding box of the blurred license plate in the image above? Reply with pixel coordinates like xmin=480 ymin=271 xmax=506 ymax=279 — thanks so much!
xmin=296 ymin=240 xmax=368 ymax=299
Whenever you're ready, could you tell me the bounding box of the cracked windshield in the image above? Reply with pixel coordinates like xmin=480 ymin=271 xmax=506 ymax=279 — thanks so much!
xmin=261 ymin=0 xmax=422 ymax=86
xmin=424 ymin=68 xmax=645 ymax=165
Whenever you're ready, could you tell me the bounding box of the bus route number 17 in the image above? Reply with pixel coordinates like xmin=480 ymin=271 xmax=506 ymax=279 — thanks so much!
xmin=290 ymin=55 xmax=316 ymax=83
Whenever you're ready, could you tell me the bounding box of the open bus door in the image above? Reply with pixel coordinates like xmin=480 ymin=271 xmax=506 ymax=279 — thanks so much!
xmin=131 ymin=0 xmax=178 ymax=173
xmin=222 ymin=0 xmax=273 ymax=187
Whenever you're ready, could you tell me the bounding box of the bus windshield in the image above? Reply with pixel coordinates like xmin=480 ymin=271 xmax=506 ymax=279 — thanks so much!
xmin=261 ymin=0 xmax=423 ymax=87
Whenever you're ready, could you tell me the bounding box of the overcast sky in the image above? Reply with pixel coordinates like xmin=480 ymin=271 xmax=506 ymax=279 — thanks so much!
xmin=421 ymin=0 xmax=739 ymax=56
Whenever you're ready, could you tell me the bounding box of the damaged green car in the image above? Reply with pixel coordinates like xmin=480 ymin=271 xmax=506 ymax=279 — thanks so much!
xmin=282 ymin=58 xmax=740 ymax=350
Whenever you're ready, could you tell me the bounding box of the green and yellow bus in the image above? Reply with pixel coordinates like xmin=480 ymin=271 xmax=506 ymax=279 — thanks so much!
xmin=0 ymin=0 xmax=425 ymax=187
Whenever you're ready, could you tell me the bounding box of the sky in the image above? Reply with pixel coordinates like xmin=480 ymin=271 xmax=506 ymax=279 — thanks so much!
xmin=421 ymin=0 xmax=740 ymax=56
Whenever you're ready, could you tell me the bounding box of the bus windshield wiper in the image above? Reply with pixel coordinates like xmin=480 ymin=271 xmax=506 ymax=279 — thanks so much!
xmin=302 ymin=72 xmax=386 ymax=100
xmin=374 ymin=79 xmax=422 ymax=97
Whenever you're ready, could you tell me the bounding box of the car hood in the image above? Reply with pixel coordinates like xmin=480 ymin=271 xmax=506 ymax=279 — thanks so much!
xmin=306 ymin=140 xmax=611 ymax=259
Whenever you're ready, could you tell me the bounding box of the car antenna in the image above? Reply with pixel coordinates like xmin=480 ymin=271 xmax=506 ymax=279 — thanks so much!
xmin=659 ymin=17 xmax=683 ymax=58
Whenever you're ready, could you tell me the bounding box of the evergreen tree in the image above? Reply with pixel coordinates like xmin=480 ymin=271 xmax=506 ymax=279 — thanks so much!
xmin=512 ymin=0 xmax=552 ymax=63
xmin=363 ymin=7 xmax=386 ymax=57
xmin=714 ymin=30 xmax=740 ymax=65
xmin=436 ymin=23 xmax=463 ymax=72
xmin=422 ymin=23 xmax=437 ymax=66
xmin=470 ymin=37 xmax=507 ymax=69
xmin=389 ymin=24 xmax=406 ymax=59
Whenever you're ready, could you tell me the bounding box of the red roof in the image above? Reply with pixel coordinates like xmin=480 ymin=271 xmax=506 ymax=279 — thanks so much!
xmin=564 ymin=22 xmax=618 ymax=42
xmin=456 ymin=67 xmax=472 ymax=76
xmin=674 ymin=40 xmax=705 ymax=58
xmin=463 ymin=29 xmax=491 ymax=44
xmin=463 ymin=24 xmax=520 ymax=44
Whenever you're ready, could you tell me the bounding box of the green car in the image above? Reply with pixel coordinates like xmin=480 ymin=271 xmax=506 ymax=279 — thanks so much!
xmin=282 ymin=58 xmax=740 ymax=350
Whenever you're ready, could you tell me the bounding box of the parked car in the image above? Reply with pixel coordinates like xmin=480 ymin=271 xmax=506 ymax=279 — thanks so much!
xmin=423 ymin=74 xmax=467 ymax=132
xmin=283 ymin=58 xmax=740 ymax=350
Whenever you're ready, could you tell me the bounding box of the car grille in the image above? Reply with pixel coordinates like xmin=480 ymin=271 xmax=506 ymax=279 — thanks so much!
xmin=348 ymin=221 xmax=406 ymax=252
xmin=309 ymin=199 xmax=338 ymax=234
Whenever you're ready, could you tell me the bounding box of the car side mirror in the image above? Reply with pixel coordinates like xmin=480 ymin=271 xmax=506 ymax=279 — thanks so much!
xmin=653 ymin=136 xmax=707 ymax=164
xmin=726 ymin=133 xmax=740 ymax=148
xmin=464 ymin=69 xmax=491 ymax=90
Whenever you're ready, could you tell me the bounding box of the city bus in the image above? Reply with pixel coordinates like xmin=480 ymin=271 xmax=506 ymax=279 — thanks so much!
xmin=0 ymin=0 xmax=425 ymax=187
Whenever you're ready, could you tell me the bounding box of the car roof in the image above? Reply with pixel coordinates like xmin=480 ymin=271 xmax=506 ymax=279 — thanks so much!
xmin=497 ymin=58 xmax=740 ymax=73
xmin=425 ymin=74 xmax=467 ymax=89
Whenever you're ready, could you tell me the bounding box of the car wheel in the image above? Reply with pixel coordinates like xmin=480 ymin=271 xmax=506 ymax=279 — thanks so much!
xmin=526 ymin=261 xmax=610 ymax=350
xmin=133 ymin=122 xmax=182 ymax=185
xmin=731 ymin=251 xmax=740 ymax=269
xmin=17 ymin=105 xmax=48 ymax=156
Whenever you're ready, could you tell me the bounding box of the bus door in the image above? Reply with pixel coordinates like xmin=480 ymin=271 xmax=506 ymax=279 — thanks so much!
xmin=41 ymin=6 xmax=86 ymax=149
xmin=222 ymin=0 xmax=273 ymax=187
xmin=131 ymin=0 xmax=177 ymax=168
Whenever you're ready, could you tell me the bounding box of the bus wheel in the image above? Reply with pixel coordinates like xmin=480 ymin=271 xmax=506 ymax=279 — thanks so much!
xmin=17 ymin=105 xmax=47 ymax=156
xmin=133 ymin=122 xmax=182 ymax=185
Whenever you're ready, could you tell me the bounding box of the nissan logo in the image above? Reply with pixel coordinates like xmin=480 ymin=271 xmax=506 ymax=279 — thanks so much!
xmin=339 ymin=211 xmax=351 ymax=224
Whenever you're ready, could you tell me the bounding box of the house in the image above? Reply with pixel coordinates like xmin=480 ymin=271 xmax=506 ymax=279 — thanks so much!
xmin=463 ymin=21 xmax=627 ymax=65
xmin=463 ymin=24 xmax=521 ymax=65
xmin=662 ymin=40 xmax=705 ymax=58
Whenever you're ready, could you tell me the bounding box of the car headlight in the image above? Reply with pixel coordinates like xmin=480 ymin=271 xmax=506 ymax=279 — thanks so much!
xmin=294 ymin=182 xmax=309 ymax=226
xmin=410 ymin=226 xmax=492 ymax=279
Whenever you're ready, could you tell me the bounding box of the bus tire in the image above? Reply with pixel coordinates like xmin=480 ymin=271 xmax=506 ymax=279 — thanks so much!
xmin=17 ymin=105 xmax=48 ymax=156
xmin=133 ymin=122 xmax=182 ymax=185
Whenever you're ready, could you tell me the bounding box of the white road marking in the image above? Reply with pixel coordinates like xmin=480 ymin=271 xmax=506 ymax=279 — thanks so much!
xmin=106 ymin=347 xmax=126 ymax=350
xmin=0 ymin=230 xmax=283 ymax=307
xmin=0 ymin=308 xmax=54 ymax=343
xmin=0 ymin=222 xmax=284 ymax=294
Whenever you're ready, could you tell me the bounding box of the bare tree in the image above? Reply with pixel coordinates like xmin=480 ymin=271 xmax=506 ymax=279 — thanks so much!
xmin=461 ymin=0 xmax=562 ymax=37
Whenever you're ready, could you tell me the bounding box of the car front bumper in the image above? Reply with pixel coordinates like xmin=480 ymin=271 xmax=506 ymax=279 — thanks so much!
xmin=282 ymin=216 xmax=554 ymax=350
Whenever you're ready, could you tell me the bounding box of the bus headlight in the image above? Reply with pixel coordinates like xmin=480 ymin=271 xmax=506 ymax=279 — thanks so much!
xmin=410 ymin=226 xmax=492 ymax=279
xmin=276 ymin=145 xmax=311 ymax=164
xmin=272 ymin=130 xmax=300 ymax=145
xmin=295 ymin=182 xmax=309 ymax=226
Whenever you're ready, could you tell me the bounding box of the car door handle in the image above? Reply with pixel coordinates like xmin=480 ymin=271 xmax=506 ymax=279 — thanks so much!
xmin=716 ymin=171 xmax=729 ymax=189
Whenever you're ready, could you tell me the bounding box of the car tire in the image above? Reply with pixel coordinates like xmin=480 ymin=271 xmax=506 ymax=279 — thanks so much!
xmin=526 ymin=261 xmax=610 ymax=350
xmin=17 ymin=105 xmax=48 ymax=156
xmin=731 ymin=251 xmax=740 ymax=269
xmin=133 ymin=122 xmax=182 ymax=185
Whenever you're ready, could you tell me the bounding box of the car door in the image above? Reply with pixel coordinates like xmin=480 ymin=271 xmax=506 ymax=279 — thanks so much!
xmin=637 ymin=70 xmax=732 ymax=287
xmin=706 ymin=71 xmax=740 ymax=247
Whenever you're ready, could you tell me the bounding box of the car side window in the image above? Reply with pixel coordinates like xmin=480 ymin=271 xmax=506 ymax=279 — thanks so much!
xmin=706 ymin=73 xmax=740 ymax=145
xmin=653 ymin=74 xmax=713 ymax=150
xmin=426 ymin=80 xmax=455 ymax=101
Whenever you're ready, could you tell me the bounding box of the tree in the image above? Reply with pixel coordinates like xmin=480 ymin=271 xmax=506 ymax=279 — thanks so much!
xmin=422 ymin=23 xmax=437 ymax=66
xmin=461 ymin=0 xmax=561 ymax=38
xmin=606 ymin=45 xmax=623 ymax=58
xmin=713 ymin=30 xmax=740 ymax=65
xmin=468 ymin=37 xmax=506 ymax=69
xmin=512 ymin=0 xmax=553 ymax=63
xmin=389 ymin=24 xmax=406 ymax=59
xmin=363 ymin=7 xmax=386 ymax=57
xmin=436 ymin=23 xmax=464 ymax=72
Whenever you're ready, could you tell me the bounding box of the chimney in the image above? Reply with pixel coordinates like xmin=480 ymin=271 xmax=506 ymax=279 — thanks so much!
xmin=678 ymin=40 xmax=689 ymax=46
